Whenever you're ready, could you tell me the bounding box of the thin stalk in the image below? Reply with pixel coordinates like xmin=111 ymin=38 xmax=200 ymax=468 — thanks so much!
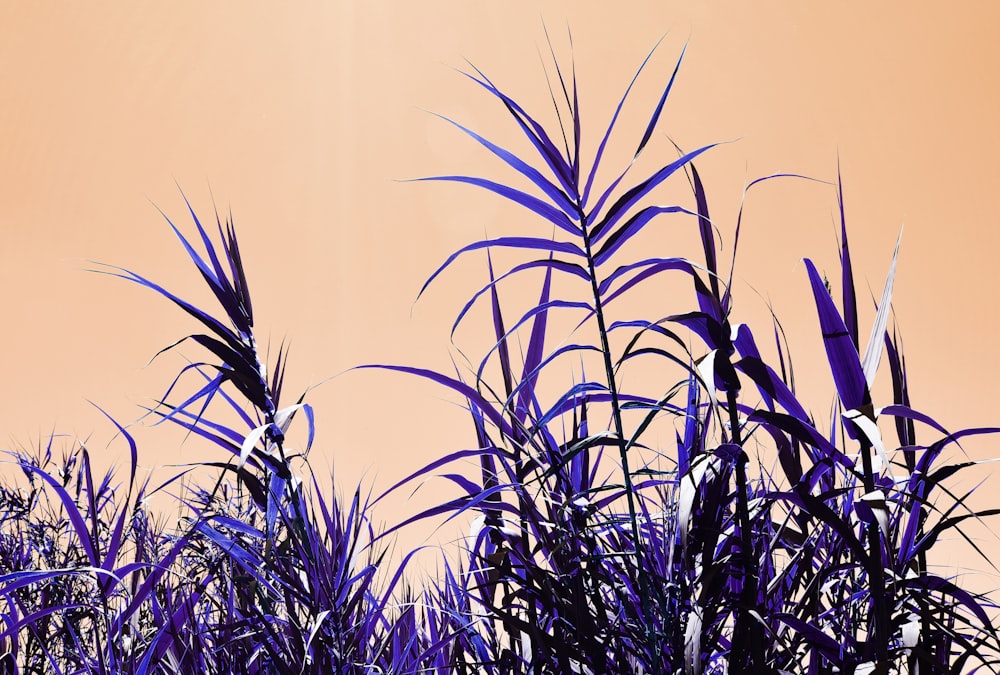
xmin=578 ymin=208 xmax=661 ymax=672
xmin=858 ymin=434 xmax=890 ymax=665
xmin=725 ymin=386 xmax=766 ymax=673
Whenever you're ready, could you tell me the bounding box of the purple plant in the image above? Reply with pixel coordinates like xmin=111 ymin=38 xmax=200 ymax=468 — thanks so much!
xmin=373 ymin=40 xmax=1000 ymax=674
xmin=1 ymin=38 xmax=998 ymax=675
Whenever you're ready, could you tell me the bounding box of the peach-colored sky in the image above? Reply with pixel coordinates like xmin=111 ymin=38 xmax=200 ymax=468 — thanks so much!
xmin=2 ymin=4 xmax=999 ymax=583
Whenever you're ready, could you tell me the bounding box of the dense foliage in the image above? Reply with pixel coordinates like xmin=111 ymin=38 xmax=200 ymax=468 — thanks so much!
xmin=2 ymin=42 xmax=998 ymax=674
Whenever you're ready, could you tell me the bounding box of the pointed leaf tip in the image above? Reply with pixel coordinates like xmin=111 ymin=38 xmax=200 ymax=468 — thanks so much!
xmin=861 ymin=227 xmax=903 ymax=390
xmin=804 ymin=258 xmax=868 ymax=412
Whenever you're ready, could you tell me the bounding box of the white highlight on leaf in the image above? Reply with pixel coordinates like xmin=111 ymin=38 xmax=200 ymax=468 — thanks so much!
xmin=273 ymin=404 xmax=305 ymax=434
xmin=861 ymin=227 xmax=903 ymax=391
xmin=844 ymin=408 xmax=893 ymax=480
xmin=469 ymin=514 xmax=485 ymax=545
xmin=902 ymin=612 xmax=921 ymax=650
xmin=859 ymin=489 xmax=890 ymax=539
xmin=730 ymin=322 xmax=743 ymax=343
xmin=304 ymin=610 xmax=331 ymax=665
xmin=275 ymin=402 xmax=316 ymax=454
xmin=238 ymin=423 xmax=270 ymax=470
xmin=684 ymin=603 xmax=703 ymax=675
xmin=696 ymin=349 xmax=718 ymax=407
xmin=679 ymin=454 xmax=715 ymax=550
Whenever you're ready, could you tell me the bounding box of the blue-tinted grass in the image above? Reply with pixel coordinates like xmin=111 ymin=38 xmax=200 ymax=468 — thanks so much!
xmin=2 ymin=41 xmax=998 ymax=674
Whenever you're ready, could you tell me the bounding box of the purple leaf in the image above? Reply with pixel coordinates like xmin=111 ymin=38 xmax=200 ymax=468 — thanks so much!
xmin=418 ymin=237 xmax=585 ymax=300
xmin=581 ymin=35 xmax=668 ymax=207
xmin=804 ymin=258 xmax=868 ymax=414
xmin=691 ymin=163 xmax=720 ymax=301
xmin=459 ymin=66 xmax=575 ymax=197
xmin=588 ymin=144 xmax=717 ymax=240
xmin=593 ymin=205 xmax=698 ymax=265
xmin=425 ymin=111 xmax=576 ymax=213
xmin=452 ymin=258 xmax=588 ymax=339
xmin=413 ymin=175 xmax=579 ymax=235
xmin=836 ymin=166 xmax=859 ymax=349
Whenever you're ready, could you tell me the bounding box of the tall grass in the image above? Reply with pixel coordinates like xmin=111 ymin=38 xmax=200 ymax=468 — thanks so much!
xmin=2 ymin=40 xmax=998 ymax=674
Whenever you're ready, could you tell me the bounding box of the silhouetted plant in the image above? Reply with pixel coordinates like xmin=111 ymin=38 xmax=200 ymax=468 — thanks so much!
xmin=1 ymin=39 xmax=998 ymax=675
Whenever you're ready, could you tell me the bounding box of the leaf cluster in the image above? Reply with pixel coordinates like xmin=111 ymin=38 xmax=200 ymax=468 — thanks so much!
xmin=1 ymin=40 xmax=998 ymax=675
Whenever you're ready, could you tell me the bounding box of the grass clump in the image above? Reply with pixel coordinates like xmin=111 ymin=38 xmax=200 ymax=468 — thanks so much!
xmin=2 ymin=40 xmax=998 ymax=674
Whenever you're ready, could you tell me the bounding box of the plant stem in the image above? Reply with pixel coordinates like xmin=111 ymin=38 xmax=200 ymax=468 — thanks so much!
xmin=858 ymin=434 xmax=889 ymax=665
xmin=726 ymin=386 xmax=767 ymax=673
xmin=578 ymin=209 xmax=661 ymax=673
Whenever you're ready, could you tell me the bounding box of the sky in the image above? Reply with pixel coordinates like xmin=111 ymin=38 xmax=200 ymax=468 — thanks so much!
xmin=2 ymin=3 xmax=999 ymax=583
